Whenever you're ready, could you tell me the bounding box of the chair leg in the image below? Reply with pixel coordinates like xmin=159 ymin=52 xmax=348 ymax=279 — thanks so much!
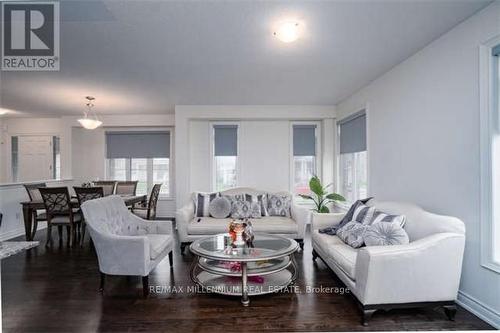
xmin=31 ymin=218 xmax=38 ymax=240
xmin=99 ymin=272 xmax=105 ymax=292
xmin=142 ymin=276 xmax=149 ymax=298
xmin=58 ymin=226 xmax=63 ymax=244
xmin=312 ymin=249 xmax=318 ymax=261
xmin=45 ymin=224 xmax=53 ymax=247
xmin=444 ymin=304 xmax=457 ymax=321
xmin=80 ymin=223 xmax=86 ymax=247
xmin=168 ymin=251 xmax=173 ymax=268
xmin=361 ymin=309 xmax=376 ymax=326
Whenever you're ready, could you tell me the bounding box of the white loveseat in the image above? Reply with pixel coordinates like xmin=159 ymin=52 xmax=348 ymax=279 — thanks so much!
xmin=311 ymin=200 xmax=465 ymax=325
xmin=81 ymin=196 xmax=174 ymax=297
xmin=176 ymin=187 xmax=310 ymax=253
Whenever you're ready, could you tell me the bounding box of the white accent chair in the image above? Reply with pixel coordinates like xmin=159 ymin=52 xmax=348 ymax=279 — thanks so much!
xmin=176 ymin=187 xmax=310 ymax=253
xmin=80 ymin=195 xmax=174 ymax=297
xmin=311 ymin=200 xmax=465 ymax=325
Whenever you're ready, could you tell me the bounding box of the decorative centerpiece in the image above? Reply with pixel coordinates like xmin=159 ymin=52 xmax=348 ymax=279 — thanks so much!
xmin=228 ymin=220 xmax=245 ymax=246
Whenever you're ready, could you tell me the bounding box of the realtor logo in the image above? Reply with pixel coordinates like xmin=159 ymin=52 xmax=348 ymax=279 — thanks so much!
xmin=1 ymin=1 xmax=60 ymax=71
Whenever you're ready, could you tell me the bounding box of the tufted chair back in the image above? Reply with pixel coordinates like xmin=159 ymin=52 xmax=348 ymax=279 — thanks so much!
xmin=81 ymin=195 xmax=146 ymax=236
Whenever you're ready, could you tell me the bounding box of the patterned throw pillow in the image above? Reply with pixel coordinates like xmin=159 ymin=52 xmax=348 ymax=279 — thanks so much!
xmin=231 ymin=200 xmax=262 ymax=219
xmin=320 ymin=198 xmax=374 ymax=235
xmin=364 ymin=222 xmax=409 ymax=246
xmin=366 ymin=210 xmax=406 ymax=227
xmin=226 ymin=194 xmax=268 ymax=216
xmin=194 ymin=192 xmax=220 ymax=217
xmin=336 ymin=221 xmax=368 ymax=248
xmin=267 ymin=194 xmax=291 ymax=217
xmin=208 ymin=196 xmax=232 ymax=219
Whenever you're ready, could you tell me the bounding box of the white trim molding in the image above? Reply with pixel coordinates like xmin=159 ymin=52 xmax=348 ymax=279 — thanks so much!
xmin=458 ymin=290 xmax=500 ymax=329
xmin=479 ymin=35 xmax=500 ymax=273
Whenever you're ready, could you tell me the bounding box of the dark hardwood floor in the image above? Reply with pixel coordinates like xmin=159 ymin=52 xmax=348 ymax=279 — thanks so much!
xmin=2 ymin=228 xmax=494 ymax=332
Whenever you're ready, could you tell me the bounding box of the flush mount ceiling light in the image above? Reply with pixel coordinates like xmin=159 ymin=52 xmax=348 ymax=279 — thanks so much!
xmin=273 ymin=20 xmax=301 ymax=43
xmin=78 ymin=96 xmax=103 ymax=130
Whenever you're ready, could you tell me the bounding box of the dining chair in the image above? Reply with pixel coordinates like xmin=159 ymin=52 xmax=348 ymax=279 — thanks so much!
xmin=74 ymin=186 xmax=104 ymax=247
xmin=39 ymin=187 xmax=82 ymax=247
xmin=115 ymin=181 xmax=138 ymax=196
xmin=93 ymin=181 xmax=116 ymax=196
xmin=133 ymin=184 xmax=162 ymax=220
xmin=24 ymin=183 xmax=48 ymax=240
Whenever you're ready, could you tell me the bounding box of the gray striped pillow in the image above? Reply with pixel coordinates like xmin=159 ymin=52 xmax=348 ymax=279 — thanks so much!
xmin=351 ymin=204 xmax=376 ymax=224
xmin=365 ymin=210 xmax=406 ymax=227
xmin=194 ymin=192 xmax=220 ymax=217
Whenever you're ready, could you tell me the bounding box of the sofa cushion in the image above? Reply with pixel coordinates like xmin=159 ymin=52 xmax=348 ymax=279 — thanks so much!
xmin=231 ymin=200 xmax=261 ymax=219
xmin=208 ymin=196 xmax=232 ymax=218
xmin=146 ymin=234 xmax=172 ymax=260
xmin=187 ymin=217 xmax=298 ymax=235
xmin=226 ymin=194 xmax=268 ymax=216
xmin=267 ymin=194 xmax=292 ymax=217
xmin=364 ymin=222 xmax=409 ymax=246
xmin=193 ymin=192 xmax=220 ymax=217
xmin=336 ymin=221 xmax=368 ymax=248
xmin=312 ymin=230 xmax=358 ymax=280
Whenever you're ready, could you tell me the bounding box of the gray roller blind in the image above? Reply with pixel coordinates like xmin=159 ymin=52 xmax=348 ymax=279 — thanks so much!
xmin=293 ymin=124 xmax=316 ymax=156
xmin=339 ymin=111 xmax=366 ymax=154
xmin=214 ymin=125 xmax=238 ymax=156
xmin=106 ymin=131 xmax=170 ymax=159
xmin=493 ymin=44 xmax=500 ymax=56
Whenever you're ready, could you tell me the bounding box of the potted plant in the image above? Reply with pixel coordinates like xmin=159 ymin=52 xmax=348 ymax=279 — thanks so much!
xmin=299 ymin=176 xmax=346 ymax=213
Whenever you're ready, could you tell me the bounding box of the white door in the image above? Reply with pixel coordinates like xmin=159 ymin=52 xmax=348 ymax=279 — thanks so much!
xmin=18 ymin=136 xmax=53 ymax=181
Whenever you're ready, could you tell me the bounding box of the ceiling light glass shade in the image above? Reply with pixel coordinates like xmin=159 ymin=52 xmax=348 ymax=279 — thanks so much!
xmin=274 ymin=21 xmax=300 ymax=43
xmin=78 ymin=117 xmax=103 ymax=130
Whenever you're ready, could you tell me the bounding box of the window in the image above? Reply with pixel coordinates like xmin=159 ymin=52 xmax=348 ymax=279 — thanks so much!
xmin=481 ymin=41 xmax=500 ymax=272
xmin=338 ymin=111 xmax=368 ymax=203
xmin=212 ymin=124 xmax=238 ymax=191
xmin=105 ymin=131 xmax=171 ymax=196
xmin=292 ymin=124 xmax=318 ymax=195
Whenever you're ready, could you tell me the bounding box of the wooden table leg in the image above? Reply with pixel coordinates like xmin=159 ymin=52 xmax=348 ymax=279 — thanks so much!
xmin=22 ymin=205 xmax=34 ymax=241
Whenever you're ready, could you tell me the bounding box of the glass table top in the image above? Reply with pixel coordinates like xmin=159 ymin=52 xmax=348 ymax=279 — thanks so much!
xmin=190 ymin=233 xmax=298 ymax=261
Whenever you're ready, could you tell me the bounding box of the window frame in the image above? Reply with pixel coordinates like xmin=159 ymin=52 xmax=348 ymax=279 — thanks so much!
xmin=289 ymin=121 xmax=322 ymax=197
xmin=104 ymin=128 xmax=173 ymax=199
xmin=209 ymin=121 xmax=240 ymax=192
xmin=336 ymin=108 xmax=369 ymax=209
xmin=479 ymin=36 xmax=500 ymax=273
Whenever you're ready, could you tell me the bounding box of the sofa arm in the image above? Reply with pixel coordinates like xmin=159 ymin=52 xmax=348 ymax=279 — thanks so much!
xmin=291 ymin=202 xmax=310 ymax=239
xmin=311 ymin=212 xmax=345 ymax=231
xmin=176 ymin=202 xmax=195 ymax=242
xmin=354 ymin=232 xmax=465 ymax=305
xmin=87 ymin=226 xmax=150 ymax=276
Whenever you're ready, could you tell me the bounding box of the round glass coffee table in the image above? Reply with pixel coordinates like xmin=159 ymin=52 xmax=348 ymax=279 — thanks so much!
xmin=189 ymin=233 xmax=299 ymax=306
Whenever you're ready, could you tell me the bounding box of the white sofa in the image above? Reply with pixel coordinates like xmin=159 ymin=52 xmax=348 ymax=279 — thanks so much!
xmin=176 ymin=187 xmax=310 ymax=253
xmin=81 ymin=195 xmax=174 ymax=297
xmin=311 ymin=200 xmax=465 ymax=325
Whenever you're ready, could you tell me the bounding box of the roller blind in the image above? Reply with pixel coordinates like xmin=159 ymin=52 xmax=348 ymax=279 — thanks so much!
xmin=339 ymin=111 xmax=366 ymax=154
xmin=293 ymin=124 xmax=316 ymax=156
xmin=106 ymin=131 xmax=170 ymax=159
xmin=214 ymin=125 xmax=238 ymax=156
xmin=492 ymin=44 xmax=500 ymax=56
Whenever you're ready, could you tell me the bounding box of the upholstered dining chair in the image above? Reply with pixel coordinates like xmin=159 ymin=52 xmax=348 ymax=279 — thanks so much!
xmin=93 ymin=181 xmax=116 ymax=196
xmin=39 ymin=187 xmax=82 ymax=247
xmin=24 ymin=183 xmax=48 ymax=239
xmin=74 ymin=186 xmax=104 ymax=246
xmin=133 ymin=184 xmax=162 ymax=220
xmin=80 ymin=196 xmax=174 ymax=297
xmin=115 ymin=181 xmax=138 ymax=196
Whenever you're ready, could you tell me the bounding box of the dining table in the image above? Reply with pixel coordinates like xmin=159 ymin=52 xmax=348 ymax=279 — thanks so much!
xmin=20 ymin=194 xmax=147 ymax=241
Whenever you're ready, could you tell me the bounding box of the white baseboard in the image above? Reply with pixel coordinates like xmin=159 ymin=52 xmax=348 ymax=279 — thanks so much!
xmin=457 ymin=290 xmax=500 ymax=329
xmin=0 ymin=223 xmax=47 ymax=242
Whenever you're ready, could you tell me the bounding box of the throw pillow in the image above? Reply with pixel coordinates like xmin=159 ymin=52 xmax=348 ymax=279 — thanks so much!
xmin=366 ymin=210 xmax=407 ymax=227
xmin=267 ymin=194 xmax=292 ymax=217
xmin=364 ymin=222 xmax=409 ymax=246
xmin=320 ymin=197 xmax=373 ymax=234
xmin=352 ymin=203 xmax=376 ymax=224
xmin=194 ymin=192 xmax=220 ymax=217
xmin=336 ymin=221 xmax=368 ymax=248
xmin=226 ymin=193 xmax=268 ymax=216
xmin=208 ymin=196 xmax=232 ymax=219
xmin=231 ymin=200 xmax=262 ymax=219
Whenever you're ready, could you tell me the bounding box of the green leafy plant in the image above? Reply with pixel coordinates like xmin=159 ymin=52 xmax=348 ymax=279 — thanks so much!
xmin=299 ymin=176 xmax=346 ymax=213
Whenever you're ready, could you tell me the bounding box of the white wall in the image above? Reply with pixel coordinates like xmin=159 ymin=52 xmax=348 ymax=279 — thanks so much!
xmin=175 ymin=105 xmax=336 ymax=206
xmin=337 ymin=2 xmax=500 ymax=327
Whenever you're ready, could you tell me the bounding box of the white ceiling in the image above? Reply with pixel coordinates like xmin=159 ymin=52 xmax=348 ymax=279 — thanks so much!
xmin=0 ymin=0 xmax=492 ymax=117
